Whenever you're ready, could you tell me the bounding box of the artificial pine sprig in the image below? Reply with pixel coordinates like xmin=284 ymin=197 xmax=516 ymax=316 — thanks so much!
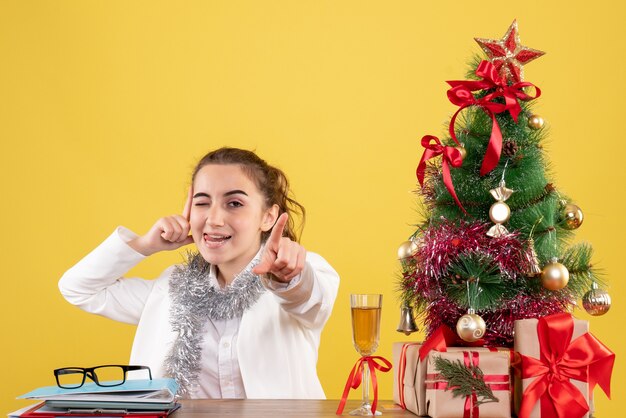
xmin=433 ymin=356 xmax=499 ymax=406
xmin=445 ymin=252 xmax=509 ymax=310
xmin=561 ymin=242 xmax=604 ymax=295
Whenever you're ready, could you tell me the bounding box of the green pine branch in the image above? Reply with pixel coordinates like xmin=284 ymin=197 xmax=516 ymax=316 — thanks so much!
xmin=445 ymin=252 xmax=512 ymax=310
xmin=433 ymin=356 xmax=499 ymax=406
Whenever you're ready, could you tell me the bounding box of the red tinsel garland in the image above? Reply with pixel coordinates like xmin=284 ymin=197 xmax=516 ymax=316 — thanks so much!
xmin=402 ymin=220 xmax=567 ymax=346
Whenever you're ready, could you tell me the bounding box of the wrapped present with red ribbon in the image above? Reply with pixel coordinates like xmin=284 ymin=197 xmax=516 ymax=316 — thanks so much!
xmin=425 ymin=350 xmax=511 ymax=418
xmin=392 ymin=342 xmax=422 ymax=415
xmin=514 ymin=313 xmax=615 ymax=418
xmin=392 ymin=326 xmax=512 ymax=417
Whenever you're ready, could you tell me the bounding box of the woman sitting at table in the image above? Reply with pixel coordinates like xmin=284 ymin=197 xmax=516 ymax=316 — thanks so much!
xmin=59 ymin=148 xmax=340 ymax=399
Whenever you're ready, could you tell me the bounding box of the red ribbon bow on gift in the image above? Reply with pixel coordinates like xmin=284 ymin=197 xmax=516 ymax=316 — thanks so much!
xmin=447 ymin=60 xmax=541 ymax=176
xmin=416 ymin=135 xmax=466 ymax=213
xmin=418 ymin=325 xmax=487 ymax=362
xmin=518 ymin=313 xmax=615 ymax=418
xmin=336 ymin=356 xmax=392 ymax=416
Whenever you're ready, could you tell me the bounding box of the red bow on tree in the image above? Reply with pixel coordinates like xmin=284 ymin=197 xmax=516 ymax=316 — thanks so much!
xmin=416 ymin=135 xmax=466 ymax=213
xmin=518 ymin=313 xmax=615 ymax=418
xmin=447 ymin=60 xmax=540 ymax=176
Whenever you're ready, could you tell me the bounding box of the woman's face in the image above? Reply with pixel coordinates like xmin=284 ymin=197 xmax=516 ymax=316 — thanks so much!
xmin=190 ymin=164 xmax=278 ymax=279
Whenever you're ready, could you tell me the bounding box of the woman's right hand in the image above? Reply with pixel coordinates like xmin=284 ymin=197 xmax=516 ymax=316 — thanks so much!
xmin=128 ymin=187 xmax=194 ymax=256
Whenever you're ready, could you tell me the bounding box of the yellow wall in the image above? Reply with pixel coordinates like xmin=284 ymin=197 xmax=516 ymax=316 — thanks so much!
xmin=1 ymin=1 xmax=624 ymax=415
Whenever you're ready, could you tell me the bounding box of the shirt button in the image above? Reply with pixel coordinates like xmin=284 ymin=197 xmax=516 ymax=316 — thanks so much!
xmin=223 ymin=341 xmax=230 ymax=348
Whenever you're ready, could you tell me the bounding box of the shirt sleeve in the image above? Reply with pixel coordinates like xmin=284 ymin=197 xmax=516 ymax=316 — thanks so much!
xmin=58 ymin=226 xmax=156 ymax=325
xmin=260 ymin=252 xmax=340 ymax=330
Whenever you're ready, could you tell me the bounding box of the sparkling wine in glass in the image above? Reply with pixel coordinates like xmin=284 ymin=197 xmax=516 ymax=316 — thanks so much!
xmin=350 ymin=294 xmax=382 ymax=416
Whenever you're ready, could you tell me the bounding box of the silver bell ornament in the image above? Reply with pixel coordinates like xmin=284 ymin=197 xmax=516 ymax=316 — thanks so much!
xmin=396 ymin=302 xmax=419 ymax=335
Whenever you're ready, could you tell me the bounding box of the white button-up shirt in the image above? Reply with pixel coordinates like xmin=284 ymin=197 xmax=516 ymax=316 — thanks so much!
xmin=194 ymin=259 xmax=299 ymax=398
xmin=59 ymin=227 xmax=339 ymax=399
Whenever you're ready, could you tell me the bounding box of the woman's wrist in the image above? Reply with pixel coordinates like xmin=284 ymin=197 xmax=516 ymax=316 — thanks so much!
xmin=127 ymin=236 xmax=156 ymax=256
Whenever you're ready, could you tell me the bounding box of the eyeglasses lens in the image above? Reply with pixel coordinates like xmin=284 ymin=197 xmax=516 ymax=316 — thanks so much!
xmin=93 ymin=366 xmax=126 ymax=386
xmin=57 ymin=368 xmax=85 ymax=389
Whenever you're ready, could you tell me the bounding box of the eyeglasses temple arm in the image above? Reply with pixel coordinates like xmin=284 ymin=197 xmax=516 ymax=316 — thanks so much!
xmin=126 ymin=365 xmax=153 ymax=380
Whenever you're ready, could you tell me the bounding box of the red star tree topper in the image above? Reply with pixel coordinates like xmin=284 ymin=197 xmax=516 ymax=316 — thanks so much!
xmin=474 ymin=20 xmax=545 ymax=83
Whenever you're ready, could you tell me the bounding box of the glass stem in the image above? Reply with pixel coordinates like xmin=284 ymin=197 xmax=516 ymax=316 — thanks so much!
xmin=362 ymin=361 xmax=370 ymax=407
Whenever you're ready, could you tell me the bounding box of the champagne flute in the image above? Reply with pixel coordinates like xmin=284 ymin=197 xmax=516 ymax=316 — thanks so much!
xmin=350 ymin=294 xmax=382 ymax=416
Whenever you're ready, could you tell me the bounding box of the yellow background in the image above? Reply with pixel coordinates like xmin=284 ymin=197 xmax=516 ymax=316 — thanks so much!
xmin=1 ymin=1 xmax=624 ymax=416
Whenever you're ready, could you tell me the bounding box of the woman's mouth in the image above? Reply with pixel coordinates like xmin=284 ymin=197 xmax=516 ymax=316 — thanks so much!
xmin=203 ymin=233 xmax=232 ymax=249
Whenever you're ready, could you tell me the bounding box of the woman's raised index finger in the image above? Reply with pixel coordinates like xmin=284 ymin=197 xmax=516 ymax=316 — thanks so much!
xmin=268 ymin=212 xmax=288 ymax=246
xmin=182 ymin=186 xmax=193 ymax=220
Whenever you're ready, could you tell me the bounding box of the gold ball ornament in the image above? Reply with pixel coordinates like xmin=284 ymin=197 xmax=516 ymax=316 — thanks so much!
xmin=456 ymin=309 xmax=486 ymax=343
xmin=489 ymin=201 xmax=511 ymax=224
xmin=397 ymin=240 xmax=418 ymax=260
xmin=541 ymin=258 xmax=570 ymax=290
xmin=527 ymin=114 xmax=545 ymax=130
xmin=582 ymin=283 xmax=611 ymax=316
xmin=561 ymin=204 xmax=584 ymax=230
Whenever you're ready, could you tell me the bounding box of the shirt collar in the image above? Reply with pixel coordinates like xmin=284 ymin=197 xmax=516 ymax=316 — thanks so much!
xmin=208 ymin=245 xmax=265 ymax=289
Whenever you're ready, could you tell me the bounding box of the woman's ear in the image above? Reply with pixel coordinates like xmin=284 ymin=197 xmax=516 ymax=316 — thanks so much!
xmin=261 ymin=204 xmax=280 ymax=232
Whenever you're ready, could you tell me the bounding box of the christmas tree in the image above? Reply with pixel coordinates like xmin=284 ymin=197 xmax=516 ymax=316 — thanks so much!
xmin=399 ymin=20 xmax=611 ymax=347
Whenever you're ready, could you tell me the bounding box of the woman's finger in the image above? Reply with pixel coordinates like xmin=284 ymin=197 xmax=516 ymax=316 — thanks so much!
xmin=275 ymin=241 xmax=306 ymax=281
xmin=172 ymin=215 xmax=191 ymax=242
xmin=182 ymin=186 xmax=193 ymax=221
xmin=160 ymin=218 xmax=183 ymax=242
xmin=272 ymin=238 xmax=294 ymax=271
xmin=266 ymin=213 xmax=288 ymax=249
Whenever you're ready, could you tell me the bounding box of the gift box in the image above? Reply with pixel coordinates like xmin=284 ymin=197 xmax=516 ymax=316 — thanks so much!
xmin=424 ymin=350 xmax=511 ymax=418
xmin=514 ymin=313 xmax=614 ymax=418
xmin=392 ymin=342 xmax=424 ymax=416
xmin=393 ymin=334 xmax=512 ymax=417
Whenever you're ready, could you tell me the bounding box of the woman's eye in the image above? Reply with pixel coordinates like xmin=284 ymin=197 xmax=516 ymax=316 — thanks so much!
xmin=228 ymin=201 xmax=243 ymax=208
xmin=194 ymin=201 xmax=210 ymax=207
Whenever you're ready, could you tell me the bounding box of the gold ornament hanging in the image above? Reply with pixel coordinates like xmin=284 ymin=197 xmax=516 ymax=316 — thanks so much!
xmin=397 ymin=239 xmax=418 ymax=260
xmin=541 ymin=257 xmax=570 ymax=290
xmin=526 ymin=238 xmax=542 ymax=277
xmin=561 ymin=203 xmax=584 ymax=230
xmin=487 ymin=180 xmax=514 ymax=237
xmin=456 ymin=308 xmax=486 ymax=342
xmin=527 ymin=114 xmax=545 ymax=130
xmin=582 ymin=282 xmax=611 ymax=316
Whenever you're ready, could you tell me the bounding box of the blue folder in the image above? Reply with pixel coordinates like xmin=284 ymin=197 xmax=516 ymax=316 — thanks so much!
xmin=18 ymin=378 xmax=178 ymax=404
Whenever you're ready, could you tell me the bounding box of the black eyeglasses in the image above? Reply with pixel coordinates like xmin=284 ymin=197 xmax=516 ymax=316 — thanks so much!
xmin=54 ymin=365 xmax=152 ymax=389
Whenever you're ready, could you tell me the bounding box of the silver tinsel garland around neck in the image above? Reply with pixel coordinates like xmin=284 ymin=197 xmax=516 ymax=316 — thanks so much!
xmin=163 ymin=250 xmax=266 ymax=397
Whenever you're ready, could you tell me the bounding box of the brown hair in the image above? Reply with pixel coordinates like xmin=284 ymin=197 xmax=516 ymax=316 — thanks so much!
xmin=192 ymin=147 xmax=306 ymax=242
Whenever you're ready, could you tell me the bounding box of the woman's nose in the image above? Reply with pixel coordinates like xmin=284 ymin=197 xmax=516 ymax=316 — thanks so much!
xmin=205 ymin=205 xmax=225 ymax=226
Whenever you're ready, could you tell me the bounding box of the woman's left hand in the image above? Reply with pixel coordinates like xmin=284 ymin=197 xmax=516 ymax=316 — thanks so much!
xmin=252 ymin=213 xmax=306 ymax=282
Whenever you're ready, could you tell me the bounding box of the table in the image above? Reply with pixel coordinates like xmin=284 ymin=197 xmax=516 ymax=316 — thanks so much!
xmin=173 ymin=399 xmax=413 ymax=417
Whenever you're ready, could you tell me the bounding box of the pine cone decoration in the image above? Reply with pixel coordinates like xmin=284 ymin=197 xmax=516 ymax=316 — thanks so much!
xmin=502 ymin=140 xmax=518 ymax=158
